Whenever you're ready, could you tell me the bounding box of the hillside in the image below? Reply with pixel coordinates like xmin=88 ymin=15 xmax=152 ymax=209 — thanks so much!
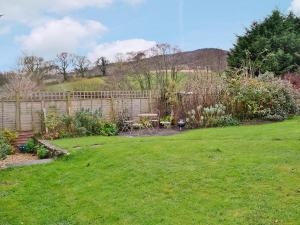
xmin=87 ymin=48 xmax=229 ymax=77
xmin=176 ymin=48 xmax=228 ymax=72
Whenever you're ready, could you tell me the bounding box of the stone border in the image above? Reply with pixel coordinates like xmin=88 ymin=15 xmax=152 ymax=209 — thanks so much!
xmin=1 ymin=140 xmax=69 ymax=170
xmin=36 ymin=139 xmax=70 ymax=158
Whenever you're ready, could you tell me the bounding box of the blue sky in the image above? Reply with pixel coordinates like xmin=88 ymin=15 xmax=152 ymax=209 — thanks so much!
xmin=0 ymin=0 xmax=297 ymax=71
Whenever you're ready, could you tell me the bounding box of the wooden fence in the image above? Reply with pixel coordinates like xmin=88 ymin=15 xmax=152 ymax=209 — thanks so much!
xmin=1 ymin=90 xmax=300 ymax=133
xmin=0 ymin=91 xmax=158 ymax=132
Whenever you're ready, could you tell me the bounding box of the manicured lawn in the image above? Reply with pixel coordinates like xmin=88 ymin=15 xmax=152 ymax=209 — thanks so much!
xmin=1 ymin=118 xmax=300 ymax=225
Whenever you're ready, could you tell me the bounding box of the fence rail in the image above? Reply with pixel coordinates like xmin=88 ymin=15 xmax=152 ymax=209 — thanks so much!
xmin=1 ymin=90 xmax=159 ymax=101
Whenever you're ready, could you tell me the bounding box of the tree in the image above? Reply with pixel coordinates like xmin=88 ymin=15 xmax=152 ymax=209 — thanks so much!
xmin=3 ymin=72 xmax=37 ymax=98
xmin=18 ymin=55 xmax=51 ymax=84
xmin=55 ymin=52 xmax=72 ymax=81
xmin=73 ymin=55 xmax=90 ymax=78
xmin=95 ymin=57 xmax=109 ymax=76
xmin=128 ymin=51 xmax=152 ymax=90
xmin=228 ymin=10 xmax=300 ymax=76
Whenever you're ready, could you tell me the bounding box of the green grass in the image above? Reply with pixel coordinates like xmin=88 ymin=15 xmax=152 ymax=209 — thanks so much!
xmin=44 ymin=72 xmax=190 ymax=92
xmin=1 ymin=118 xmax=300 ymax=224
xmin=44 ymin=77 xmax=106 ymax=91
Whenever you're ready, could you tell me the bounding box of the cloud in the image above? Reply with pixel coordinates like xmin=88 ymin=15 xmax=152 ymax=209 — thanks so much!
xmin=17 ymin=17 xmax=107 ymax=57
xmin=0 ymin=0 xmax=143 ymax=24
xmin=88 ymin=39 xmax=156 ymax=61
xmin=289 ymin=0 xmax=300 ymax=16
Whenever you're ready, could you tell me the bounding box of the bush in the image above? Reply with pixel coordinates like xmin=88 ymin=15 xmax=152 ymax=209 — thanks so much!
xmin=25 ymin=138 xmax=36 ymax=153
xmin=225 ymin=74 xmax=298 ymax=121
xmin=116 ymin=109 xmax=130 ymax=132
xmin=36 ymin=145 xmax=49 ymax=159
xmin=0 ymin=138 xmax=13 ymax=160
xmin=186 ymin=104 xmax=233 ymax=128
xmin=2 ymin=129 xmax=18 ymax=145
xmin=42 ymin=108 xmax=118 ymax=139
xmin=98 ymin=122 xmax=118 ymax=136
xmin=215 ymin=115 xmax=240 ymax=127
xmin=43 ymin=111 xmax=63 ymax=139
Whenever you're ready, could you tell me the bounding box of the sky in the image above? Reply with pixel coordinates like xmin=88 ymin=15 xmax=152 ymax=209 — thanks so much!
xmin=0 ymin=0 xmax=298 ymax=71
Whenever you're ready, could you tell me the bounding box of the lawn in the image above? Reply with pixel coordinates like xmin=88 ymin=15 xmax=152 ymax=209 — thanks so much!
xmin=1 ymin=118 xmax=300 ymax=225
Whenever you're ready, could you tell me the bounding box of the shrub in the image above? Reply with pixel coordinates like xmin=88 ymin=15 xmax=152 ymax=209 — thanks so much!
xmin=2 ymin=129 xmax=18 ymax=145
xmin=116 ymin=109 xmax=130 ymax=132
xmin=0 ymin=137 xmax=13 ymax=160
xmin=225 ymin=74 xmax=298 ymax=121
xmin=42 ymin=107 xmax=118 ymax=139
xmin=36 ymin=145 xmax=49 ymax=159
xmin=43 ymin=111 xmax=63 ymax=139
xmin=98 ymin=122 xmax=118 ymax=136
xmin=215 ymin=115 xmax=240 ymax=127
xmin=25 ymin=138 xmax=36 ymax=153
xmin=186 ymin=104 xmax=232 ymax=128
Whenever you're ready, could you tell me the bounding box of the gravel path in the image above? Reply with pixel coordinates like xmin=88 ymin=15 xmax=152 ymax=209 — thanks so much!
xmin=0 ymin=153 xmax=38 ymax=169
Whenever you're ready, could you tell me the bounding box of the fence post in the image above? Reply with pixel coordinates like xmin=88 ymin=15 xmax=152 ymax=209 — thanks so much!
xmin=1 ymin=99 xmax=3 ymax=130
xmin=15 ymin=92 xmax=21 ymax=131
xmin=149 ymin=90 xmax=152 ymax=112
xmin=110 ymin=97 xmax=115 ymax=120
xmin=66 ymin=91 xmax=71 ymax=115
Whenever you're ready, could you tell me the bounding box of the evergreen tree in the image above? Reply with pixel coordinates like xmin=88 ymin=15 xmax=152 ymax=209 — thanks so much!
xmin=228 ymin=10 xmax=300 ymax=76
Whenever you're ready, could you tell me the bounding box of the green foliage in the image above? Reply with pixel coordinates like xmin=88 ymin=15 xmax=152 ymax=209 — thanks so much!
xmin=225 ymin=74 xmax=298 ymax=120
xmin=36 ymin=145 xmax=49 ymax=159
xmin=116 ymin=109 xmax=131 ymax=132
xmin=186 ymin=104 xmax=235 ymax=128
xmin=25 ymin=138 xmax=36 ymax=153
xmin=215 ymin=115 xmax=240 ymax=127
xmin=2 ymin=129 xmax=18 ymax=145
xmin=0 ymin=136 xmax=13 ymax=160
xmin=42 ymin=108 xmax=118 ymax=139
xmin=98 ymin=122 xmax=118 ymax=136
xmin=44 ymin=111 xmax=62 ymax=139
xmin=228 ymin=10 xmax=300 ymax=75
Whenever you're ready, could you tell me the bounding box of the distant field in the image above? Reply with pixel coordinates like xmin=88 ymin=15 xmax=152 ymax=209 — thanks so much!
xmin=43 ymin=72 xmax=191 ymax=92
xmin=43 ymin=77 xmax=106 ymax=92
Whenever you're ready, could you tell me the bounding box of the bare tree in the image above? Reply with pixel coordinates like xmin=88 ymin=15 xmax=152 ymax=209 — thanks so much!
xmin=73 ymin=55 xmax=90 ymax=78
xmin=55 ymin=52 xmax=72 ymax=81
xmin=2 ymin=72 xmax=38 ymax=98
xmin=95 ymin=56 xmax=109 ymax=76
xmin=127 ymin=51 xmax=152 ymax=90
xmin=104 ymin=53 xmax=131 ymax=90
xmin=150 ymin=43 xmax=182 ymax=87
xmin=18 ymin=55 xmax=52 ymax=84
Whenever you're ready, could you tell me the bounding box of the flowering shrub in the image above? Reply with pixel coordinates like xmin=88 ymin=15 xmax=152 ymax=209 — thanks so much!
xmin=225 ymin=74 xmax=298 ymax=121
xmin=186 ymin=103 xmax=238 ymax=128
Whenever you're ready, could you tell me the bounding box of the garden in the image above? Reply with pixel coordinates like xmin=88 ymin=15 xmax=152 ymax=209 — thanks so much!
xmin=1 ymin=117 xmax=300 ymax=224
xmin=1 ymin=8 xmax=300 ymax=225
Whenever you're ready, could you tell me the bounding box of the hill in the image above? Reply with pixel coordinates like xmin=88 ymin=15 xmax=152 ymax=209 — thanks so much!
xmin=175 ymin=48 xmax=228 ymax=72
xmin=87 ymin=48 xmax=228 ymax=77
